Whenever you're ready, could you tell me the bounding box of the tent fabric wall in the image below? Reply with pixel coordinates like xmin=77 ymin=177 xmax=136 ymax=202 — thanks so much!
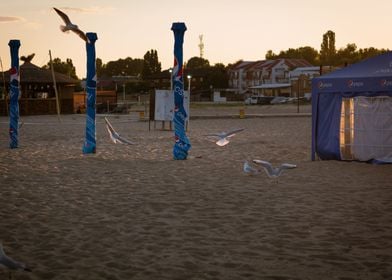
xmin=315 ymin=93 xmax=342 ymax=160
xmin=352 ymin=96 xmax=392 ymax=161
xmin=312 ymin=51 xmax=392 ymax=161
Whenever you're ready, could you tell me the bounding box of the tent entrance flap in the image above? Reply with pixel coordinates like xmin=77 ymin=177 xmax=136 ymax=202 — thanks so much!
xmin=339 ymin=96 xmax=392 ymax=161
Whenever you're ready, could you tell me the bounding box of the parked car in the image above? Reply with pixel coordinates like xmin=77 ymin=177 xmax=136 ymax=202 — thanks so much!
xmin=270 ymin=96 xmax=288 ymax=104
xmin=244 ymin=96 xmax=259 ymax=105
xmin=244 ymin=96 xmax=274 ymax=105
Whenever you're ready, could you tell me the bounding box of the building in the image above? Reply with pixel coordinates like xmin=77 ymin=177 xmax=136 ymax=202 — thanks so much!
xmin=0 ymin=61 xmax=79 ymax=115
xmin=228 ymin=58 xmax=314 ymax=97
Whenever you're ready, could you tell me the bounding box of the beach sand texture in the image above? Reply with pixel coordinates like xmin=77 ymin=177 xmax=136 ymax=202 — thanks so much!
xmin=0 ymin=105 xmax=391 ymax=280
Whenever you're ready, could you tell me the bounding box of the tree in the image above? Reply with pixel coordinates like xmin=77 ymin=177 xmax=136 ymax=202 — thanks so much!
xmin=358 ymin=47 xmax=389 ymax=61
xmin=265 ymin=47 xmax=318 ymax=65
xmin=43 ymin=57 xmax=78 ymax=79
xmin=320 ymin=30 xmax=336 ymax=66
xmin=142 ymin=49 xmax=161 ymax=78
xmin=96 ymin=57 xmax=104 ymax=77
xmin=265 ymin=50 xmax=277 ymax=60
xmin=336 ymin=43 xmax=359 ymax=66
xmin=207 ymin=63 xmax=228 ymax=88
xmin=103 ymin=57 xmax=144 ymax=77
xmin=186 ymin=57 xmax=210 ymax=70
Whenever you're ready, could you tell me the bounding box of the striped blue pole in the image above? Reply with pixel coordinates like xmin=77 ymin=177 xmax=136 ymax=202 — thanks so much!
xmin=82 ymin=33 xmax=98 ymax=154
xmin=8 ymin=40 xmax=21 ymax=149
xmin=171 ymin=22 xmax=191 ymax=160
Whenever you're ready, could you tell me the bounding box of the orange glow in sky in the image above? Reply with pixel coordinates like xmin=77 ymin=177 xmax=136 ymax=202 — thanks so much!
xmin=1 ymin=0 xmax=391 ymax=78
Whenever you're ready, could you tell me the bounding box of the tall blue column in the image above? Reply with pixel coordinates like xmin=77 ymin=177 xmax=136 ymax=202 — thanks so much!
xmin=8 ymin=40 xmax=21 ymax=149
xmin=82 ymin=33 xmax=98 ymax=154
xmin=171 ymin=22 xmax=191 ymax=160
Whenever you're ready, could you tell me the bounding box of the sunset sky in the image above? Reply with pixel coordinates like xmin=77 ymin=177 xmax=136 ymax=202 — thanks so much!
xmin=0 ymin=0 xmax=391 ymax=78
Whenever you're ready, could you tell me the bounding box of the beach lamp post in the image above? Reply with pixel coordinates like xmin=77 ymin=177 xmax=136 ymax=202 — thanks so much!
xmin=187 ymin=74 xmax=191 ymax=93
xmin=8 ymin=40 xmax=21 ymax=149
xmin=171 ymin=22 xmax=191 ymax=160
xmin=169 ymin=68 xmax=173 ymax=91
xmin=82 ymin=32 xmax=98 ymax=154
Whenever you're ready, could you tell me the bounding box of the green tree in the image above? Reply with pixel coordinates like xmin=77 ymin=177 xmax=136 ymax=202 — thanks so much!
xmin=336 ymin=43 xmax=359 ymax=66
xmin=207 ymin=63 xmax=228 ymax=88
xmin=96 ymin=57 xmax=105 ymax=78
xmin=320 ymin=30 xmax=336 ymax=66
xmin=186 ymin=57 xmax=210 ymax=70
xmin=43 ymin=57 xmax=78 ymax=79
xmin=142 ymin=49 xmax=161 ymax=78
xmin=104 ymin=57 xmax=144 ymax=77
xmin=265 ymin=50 xmax=277 ymax=59
xmin=358 ymin=47 xmax=389 ymax=61
xmin=265 ymin=47 xmax=319 ymax=65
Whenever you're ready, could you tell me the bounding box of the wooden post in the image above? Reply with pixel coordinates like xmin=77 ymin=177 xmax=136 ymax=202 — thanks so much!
xmin=49 ymin=50 xmax=61 ymax=122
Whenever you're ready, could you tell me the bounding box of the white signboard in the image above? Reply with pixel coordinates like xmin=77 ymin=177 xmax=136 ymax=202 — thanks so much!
xmin=154 ymin=89 xmax=190 ymax=121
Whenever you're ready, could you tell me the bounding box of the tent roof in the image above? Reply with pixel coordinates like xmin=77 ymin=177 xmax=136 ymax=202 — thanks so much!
xmin=312 ymin=51 xmax=392 ymax=93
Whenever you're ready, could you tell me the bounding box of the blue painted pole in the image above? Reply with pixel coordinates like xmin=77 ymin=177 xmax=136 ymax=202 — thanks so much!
xmin=82 ymin=33 xmax=98 ymax=154
xmin=171 ymin=22 xmax=191 ymax=160
xmin=8 ymin=40 xmax=21 ymax=149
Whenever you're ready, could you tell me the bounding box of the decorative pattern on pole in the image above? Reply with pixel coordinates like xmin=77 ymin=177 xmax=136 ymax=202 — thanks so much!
xmin=82 ymin=32 xmax=98 ymax=154
xmin=171 ymin=22 xmax=191 ymax=160
xmin=8 ymin=40 xmax=21 ymax=149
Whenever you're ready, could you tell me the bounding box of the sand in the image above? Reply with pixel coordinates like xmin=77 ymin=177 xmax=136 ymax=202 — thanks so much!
xmin=0 ymin=104 xmax=391 ymax=280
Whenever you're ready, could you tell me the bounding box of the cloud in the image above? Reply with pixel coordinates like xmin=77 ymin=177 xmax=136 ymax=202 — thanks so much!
xmin=0 ymin=16 xmax=23 ymax=23
xmin=58 ymin=6 xmax=115 ymax=15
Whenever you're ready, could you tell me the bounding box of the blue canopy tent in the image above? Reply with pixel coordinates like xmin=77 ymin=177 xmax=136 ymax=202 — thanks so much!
xmin=312 ymin=52 xmax=392 ymax=162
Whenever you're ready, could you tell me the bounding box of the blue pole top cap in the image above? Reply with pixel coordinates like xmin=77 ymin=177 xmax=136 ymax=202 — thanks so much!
xmin=171 ymin=22 xmax=187 ymax=32
xmin=8 ymin=40 xmax=21 ymax=48
xmin=86 ymin=32 xmax=98 ymax=43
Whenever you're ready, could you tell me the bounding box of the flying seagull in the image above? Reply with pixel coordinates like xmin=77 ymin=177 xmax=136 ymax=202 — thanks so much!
xmin=0 ymin=243 xmax=32 ymax=280
xmin=104 ymin=117 xmax=135 ymax=145
xmin=205 ymin=128 xmax=244 ymax=146
xmin=53 ymin=7 xmax=89 ymax=43
xmin=20 ymin=53 xmax=35 ymax=63
xmin=253 ymin=159 xmax=296 ymax=178
xmin=243 ymin=160 xmax=260 ymax=175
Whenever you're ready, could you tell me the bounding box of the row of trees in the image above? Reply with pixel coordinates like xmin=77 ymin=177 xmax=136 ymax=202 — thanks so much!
xmin=44 ymin=30 xmax=389 ymax=88
xmin=266 ymin=30 xmax=389 ymax=66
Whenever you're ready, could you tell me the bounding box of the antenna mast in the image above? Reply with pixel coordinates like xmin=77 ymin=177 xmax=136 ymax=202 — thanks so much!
xmin=198 ymin=35 xmax=204 ymax=58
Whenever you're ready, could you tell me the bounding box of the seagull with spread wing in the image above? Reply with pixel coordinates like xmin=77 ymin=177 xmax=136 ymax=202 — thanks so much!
xmin=104 ymin=117 xmax=135 ymax=145
xmin=20 ymin=53 xmax=35 ymax=63
xmin=0 ymin=243 xmax=32 ymax=280
xmin=243 ymin=160 xmax=261 ymax=175
xmin=252 ymin=159 xmax=296 ymax=178
xmin=205 ymin=128 xmax=244 ymax=146
xmin=53 ymin=7 xmax=89 ymax=43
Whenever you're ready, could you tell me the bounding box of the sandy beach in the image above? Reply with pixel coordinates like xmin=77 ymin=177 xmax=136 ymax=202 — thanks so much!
xmin=0 ymin=104 xmax=391 ymax=280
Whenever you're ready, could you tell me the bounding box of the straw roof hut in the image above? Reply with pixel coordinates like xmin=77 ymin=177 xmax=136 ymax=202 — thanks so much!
xmin=1 ymin=61 xmax=80 ymax=115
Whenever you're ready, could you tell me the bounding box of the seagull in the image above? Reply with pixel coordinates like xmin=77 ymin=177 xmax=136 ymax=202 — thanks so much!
xmin=253 ymin=159 xmax=296 ymax=178
xmin=53 ymin=7 xmax=89 ymax=43
xmin=0 ymin=243 xmax=32 ymax=280
xmin=104 ymin=117 xmax=135 ymax=145
xmin=20 ymin=53 xmax=35 ymax=63
xmin=243 ymin=160 xmax=260 ymax=175
xmin=205 ymin=128 xmax=244 ymax=146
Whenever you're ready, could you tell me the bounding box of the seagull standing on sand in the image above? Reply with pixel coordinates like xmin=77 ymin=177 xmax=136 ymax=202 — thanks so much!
xmin=253 ymin=159 xmax=296 ymax=179
xmin=205 ymin=128 xmax=244 ymax=146
xmin=53 ymin=7 xmax=90 ymax=43
xmin=243 ymin=160 xmax=261 ymax=175
xmin=0 ymin=243 xmax=32 ymax=280
xmin=104 ymin=117 xmax=135 ymax=145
